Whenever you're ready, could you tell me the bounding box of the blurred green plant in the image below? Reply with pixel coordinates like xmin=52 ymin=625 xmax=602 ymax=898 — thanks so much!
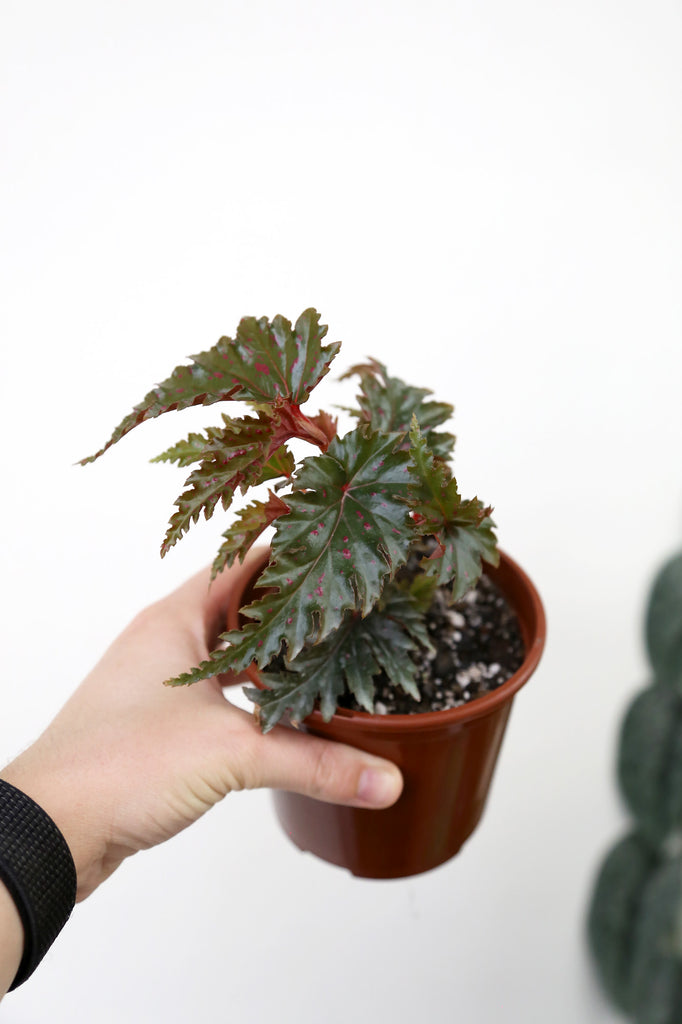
xmin=588 ymin=551 xmax=682 ymax=1023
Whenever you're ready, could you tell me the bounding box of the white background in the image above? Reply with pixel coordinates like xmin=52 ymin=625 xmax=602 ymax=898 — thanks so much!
xmin=1 ymin=1 xmax=681 ymax=1021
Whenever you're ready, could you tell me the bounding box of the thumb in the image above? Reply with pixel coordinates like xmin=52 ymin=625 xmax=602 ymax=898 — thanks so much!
xmin=236 ymin=718 xmax=403 ymax=809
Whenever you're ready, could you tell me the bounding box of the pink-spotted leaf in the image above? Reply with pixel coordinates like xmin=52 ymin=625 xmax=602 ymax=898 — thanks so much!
xmin=159 ymin=413 xmax=277 ymax=556
xmin=245 ymin=584 xmax=432 ymax=731
xmin=219 ymin=307 xmax=340 ymax=406
xmin=151 ymin=413 xmax=270 ymax=468
xmin=188 ymin=426 xmax=414 ymax=675
xmin=408 ymin=419 xmax=498 ymax=599
xmin=156 ymin=407 xmax=320 ymax=556
xmin=211 ymin=492 xmax=291 ymax=580
xmin=162 ymin=454 xmax=263 ymax=557
xmin=80 ymin=308 xmax=340 ymax=464
xmin=343 ymin=358 xmax=455 ymax=459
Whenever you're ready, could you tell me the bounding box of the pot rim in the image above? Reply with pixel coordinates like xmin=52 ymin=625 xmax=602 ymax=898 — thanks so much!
xmin=227 ymin=547 xmax=546 ymax=732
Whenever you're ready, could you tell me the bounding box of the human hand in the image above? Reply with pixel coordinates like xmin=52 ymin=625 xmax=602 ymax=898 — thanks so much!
xmin=0 ymin=550 xmax=403 ymax=902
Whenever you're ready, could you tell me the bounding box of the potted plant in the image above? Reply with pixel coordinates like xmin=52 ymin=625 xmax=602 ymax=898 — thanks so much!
xmin=82 ymin=307 xmax=546 ymax=878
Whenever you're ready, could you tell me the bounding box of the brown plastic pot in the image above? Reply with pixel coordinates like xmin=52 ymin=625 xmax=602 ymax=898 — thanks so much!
xmin=227 ymin=549 xmax=545 ymax=879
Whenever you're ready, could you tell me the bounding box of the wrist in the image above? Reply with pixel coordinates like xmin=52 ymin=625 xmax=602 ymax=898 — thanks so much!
xmin=0 ymin=877 xmax=24 ymax=998
xmin=0 ymin=751 xmax=109 ymax=902
xmin=0 ymin=779 xmax=77 ymax=990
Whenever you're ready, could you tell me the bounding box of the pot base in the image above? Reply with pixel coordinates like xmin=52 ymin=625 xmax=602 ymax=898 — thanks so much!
xmin=272 ymin=696 xmax=513 ymax=879
xmin=274 ymin=791 xmax=466 ymax=879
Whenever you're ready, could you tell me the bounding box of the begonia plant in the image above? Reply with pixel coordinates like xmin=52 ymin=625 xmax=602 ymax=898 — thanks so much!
xmin=82 ymin=308 xmax=499 ymax=731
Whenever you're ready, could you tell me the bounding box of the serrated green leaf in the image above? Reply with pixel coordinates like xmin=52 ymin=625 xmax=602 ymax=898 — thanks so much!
xmin=80 ymin=344 xmax=244 ymax=465
xmin=245 ymin=614 xmax=411 ymax=732
xmin=343 ymin=357 xmax=455 ymax=458
xmin=646 ymin=552 xmax=682 ymax=691
xmin=408 ymin=419 xmax=498 ymax=599
xmin=426 ymin=431 xmax=458 ymax=459
xmin=215 ymin=426 xmax=414 ymax=672
xmin=245 ymin=655 xmax=347 ymax=733
xmin=159 ymin=413 xmax=277 ymax=555
xmin=169 ymin=568 xmax=432 ymax=723
xmin=211 ymin=492 xmax=290 ymax=579
xmin=247 ymin=585 xmax=430 ymax=731
xmin=151 ymin=413 xmax=268 ymax=468
xmin=164 ymin=645 xmax=237 ymax=689
xmin=151 ymin=432 xmax=215 ymax=467
xmin=156 ymin=407 xmax=324 ymax=556
xmin=404 ymin=569 xmax=439 ymax=613
xmin=425 ymin=514 xmax=499 ymax=599
xmin=80 ymin=308 xmax=340 ymax=464
xmin=258 ymin=445 xmax=295 ymax=484
xmin=220 ymin=308 xmax=341 ymax=406
xmin=379 ymin=579 xmax=435 ymax=653
xmin=162 ymin=449 xmax=264 ymax=556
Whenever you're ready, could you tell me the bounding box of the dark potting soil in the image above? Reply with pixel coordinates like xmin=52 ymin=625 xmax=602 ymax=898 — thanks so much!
xmin=337 ymin=573 xmax=525 ymax=715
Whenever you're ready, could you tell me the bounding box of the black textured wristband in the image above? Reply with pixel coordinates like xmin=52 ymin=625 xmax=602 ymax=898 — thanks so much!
xmin=0 ymin=779 xmax=77 ymax=990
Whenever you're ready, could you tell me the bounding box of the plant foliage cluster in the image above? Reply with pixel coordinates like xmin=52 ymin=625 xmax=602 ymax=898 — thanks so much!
xmin=83 ymin=309 xmax=499 ymax=731
xmin=588 ymin=551 xmax=682 ymax=1024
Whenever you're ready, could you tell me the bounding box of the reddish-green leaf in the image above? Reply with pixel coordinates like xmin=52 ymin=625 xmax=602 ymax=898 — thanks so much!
xmin=151 ymin=415 xmax=260 ymax=468
xmin=200 ymin=426 xmax=414 ymax=673
xmin=211 ymin=492 xmax=291 ymax=579
xmin=151 ymin=433 xmax=211 ymax=468
xmin=153 ymin=414 xmax=299 ymax=477
xmin=408 ymin=419 xmax=498 ymax=598
xmin=379 ymin=579 xmax=435 ymax=653
xmin=155 ymin=406 xmax=328 ymax=556
xmin=246 ymin=648 xmax=347 ymax=732
xmin=159 ymin=414 xmax=277 ymax=555
xmin=307 ymin=409 xmax=338 ymax=446
xmin=80 ymin=308 xmax=340 ymax=464
xmin=223 ymin=308 xmax=341 ymax=406
xmin=258 ymin=446 xmax=295 ymax=484
xmin=80 ymin=346 xmax=244 ymax=465
xmin=161 ymin=454 xmax=261 ymax=557
xmin=343 ymin=358 xmax=455 ymax=458
xmin=164 ymin=645 xmax=238 ymax=690
xmin=245 ymin=583 xmax=432 ymax=731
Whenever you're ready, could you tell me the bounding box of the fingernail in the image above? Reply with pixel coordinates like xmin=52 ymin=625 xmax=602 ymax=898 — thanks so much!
xmin=356 ymin=767 xmax=401 ymax=808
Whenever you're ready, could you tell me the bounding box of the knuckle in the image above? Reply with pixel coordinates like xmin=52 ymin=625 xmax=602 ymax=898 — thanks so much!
xmin=308 ymin=743 xmax=340 ymax=800
xmin=222 ymin=718 xmax=264 ymax=793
